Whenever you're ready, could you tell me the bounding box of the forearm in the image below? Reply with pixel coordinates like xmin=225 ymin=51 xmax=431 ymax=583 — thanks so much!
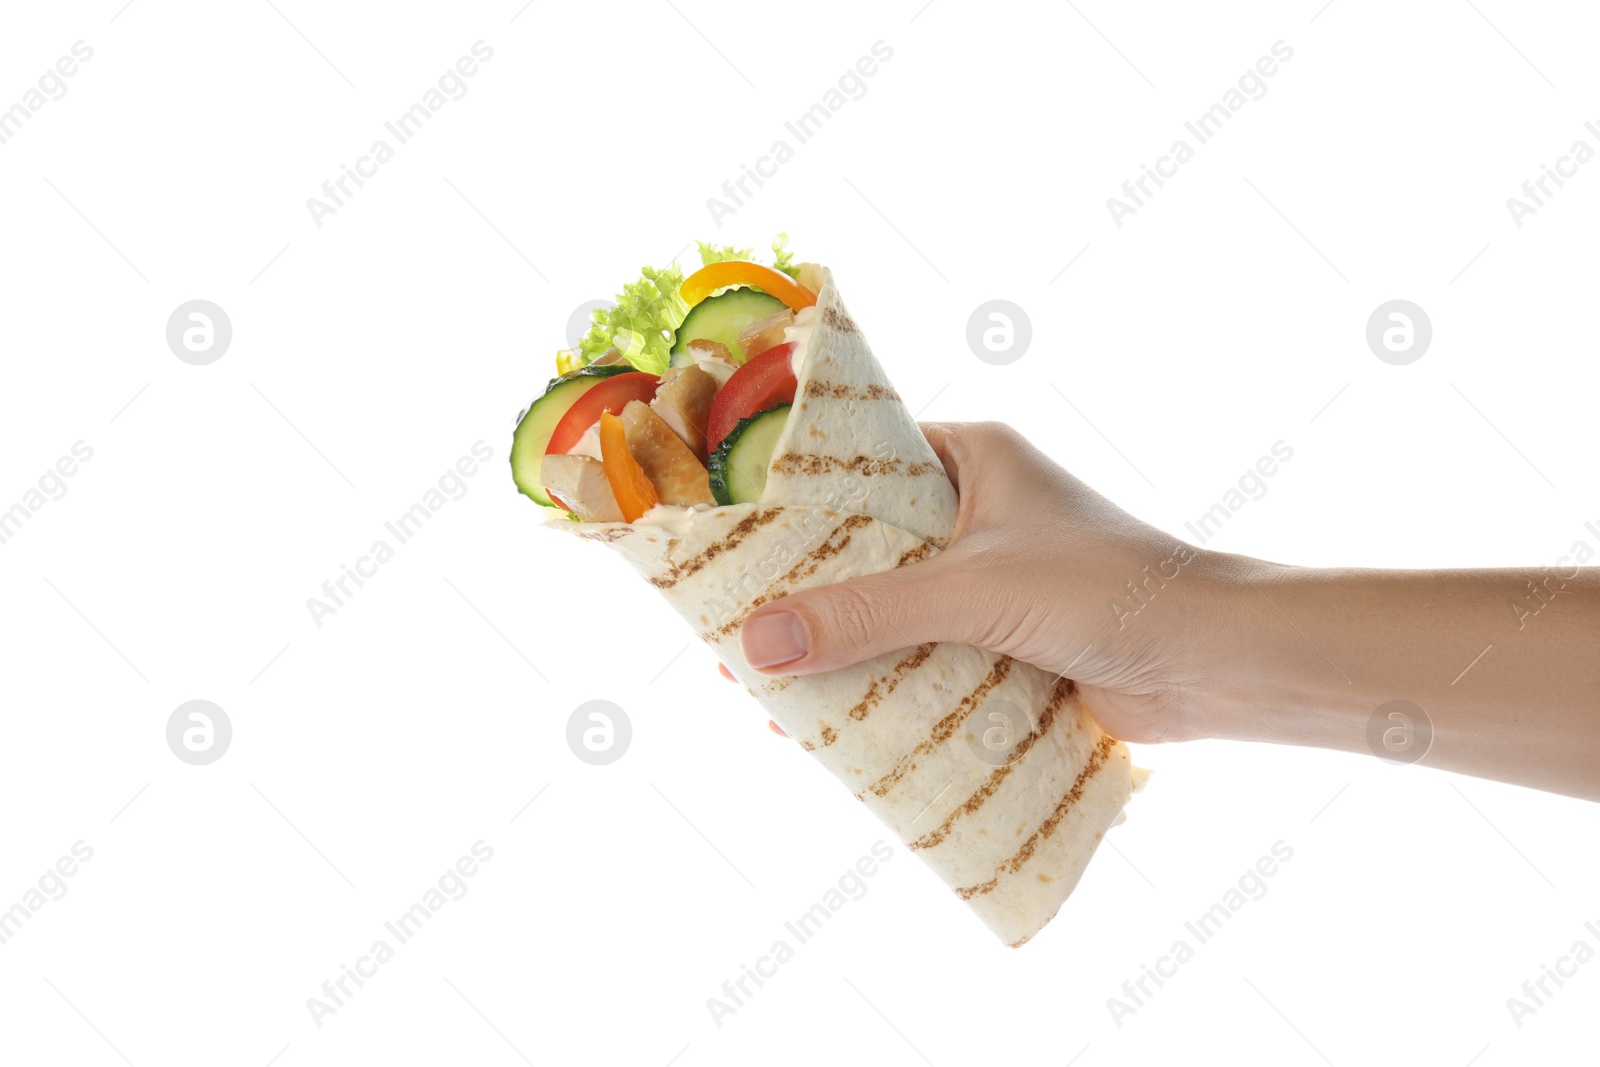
xmin=1190 ymin=557 xmax=1600 ymax=800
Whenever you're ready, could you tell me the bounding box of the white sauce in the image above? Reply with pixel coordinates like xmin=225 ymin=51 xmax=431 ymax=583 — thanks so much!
xmin=783 ymin=305 xmax=817 ymax=377
xmin=635 ymin=502 xmax=712 ymax=536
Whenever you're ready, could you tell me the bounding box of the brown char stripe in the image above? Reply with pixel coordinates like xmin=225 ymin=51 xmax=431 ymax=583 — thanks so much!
xmin=809 ymin=638 xmax=938 ymax=751
xmin=768 ymin=454 xmax=943 ymax=479
xmin=649 ymin=508 xmax=782 ymax=590
xmin=848 ymin=643 xmax=938 ymax=722
xmin=865 ymin=656 xmax=1015 ymax=799
xmin=803 ymin=380 xmax=901 ymax=402
xmin=908 ymin=677 xmax=1076 ymax=852
xmin=896 ymin=543 xmax=934 ymax=567
xmin=710 ymin=515 xmax=872 ymax=638
xmin=822 ymin=306 xmax=859 ymax=333
xmin=953 ymin=733 xmax=1120 ymax=901
xmin=578 ymin=527 xmax=635 ymax=544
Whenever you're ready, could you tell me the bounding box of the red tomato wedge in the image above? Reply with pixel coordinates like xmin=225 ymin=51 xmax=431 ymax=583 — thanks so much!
xmin=706 ymin=343 xmax=797 ymax=452
xmin=547 ymin=371 xmax=658 ymax=454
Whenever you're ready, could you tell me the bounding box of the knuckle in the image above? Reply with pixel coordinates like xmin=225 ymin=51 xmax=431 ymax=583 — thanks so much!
xmin=975 ymin=420 xmax=1025 ymax=451
xmin=950 ymin=421 xmax=1024 ymax=469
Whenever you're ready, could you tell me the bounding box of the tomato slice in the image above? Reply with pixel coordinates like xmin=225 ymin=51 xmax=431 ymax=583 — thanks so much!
xmin=681 ymin=262 xmax=816 ymax=312
xmin=547 ymin=371 xmax=658 ymax=455
xmin=706 ymin=343 xmax=797 ymax=452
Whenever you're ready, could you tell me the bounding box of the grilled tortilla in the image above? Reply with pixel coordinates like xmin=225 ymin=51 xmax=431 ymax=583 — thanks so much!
xmin=551 ymin=268 xmax=1143 ymax=946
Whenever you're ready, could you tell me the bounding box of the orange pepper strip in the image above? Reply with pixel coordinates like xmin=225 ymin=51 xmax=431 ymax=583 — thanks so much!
xmin=680 ymin=261 xmax=817 ymax=312
xmin=599 ymin=411 xmax=659 ymax=522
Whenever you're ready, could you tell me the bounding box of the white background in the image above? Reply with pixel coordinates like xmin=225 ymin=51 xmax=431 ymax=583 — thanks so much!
xmin=2 ymin=1 xmax=1598 ymax=1064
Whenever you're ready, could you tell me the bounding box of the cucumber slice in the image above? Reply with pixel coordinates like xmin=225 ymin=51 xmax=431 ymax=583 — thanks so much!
xmin=708 ymin=403 xmax=790 ymax=506
xmin=672 ymin=288 xmax=787 ymax=364
xmin=511 ymin=364 xmax=636 ymax=507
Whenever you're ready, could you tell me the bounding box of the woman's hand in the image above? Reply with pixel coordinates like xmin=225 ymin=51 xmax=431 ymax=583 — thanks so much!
xmin=736 ymin=421 xmax=1243 ymax=745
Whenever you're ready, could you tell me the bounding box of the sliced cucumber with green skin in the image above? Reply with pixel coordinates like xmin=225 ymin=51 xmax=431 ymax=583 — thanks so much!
xmin=671 ymin=288 xmax=787 ymax=365
xmin=511 ymin=364 xmax=636 ymax=507
xmin=708 ymin=404 xmax=790 ymax=506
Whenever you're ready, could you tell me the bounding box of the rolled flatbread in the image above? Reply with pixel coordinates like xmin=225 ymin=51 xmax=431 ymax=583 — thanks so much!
xmin=550 ymin=268 xmax=1143 ymax=946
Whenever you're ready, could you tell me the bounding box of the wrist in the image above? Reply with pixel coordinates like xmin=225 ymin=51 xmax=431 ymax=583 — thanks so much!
xmin=1175 ymin=551 xmax=1364 ymax=749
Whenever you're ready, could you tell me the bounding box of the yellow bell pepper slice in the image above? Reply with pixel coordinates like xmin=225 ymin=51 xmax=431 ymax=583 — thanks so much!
xmin=680 ymin=261 xmax=817 ymax=312
xmin=599 ymin=411 xmax=660 ymax=522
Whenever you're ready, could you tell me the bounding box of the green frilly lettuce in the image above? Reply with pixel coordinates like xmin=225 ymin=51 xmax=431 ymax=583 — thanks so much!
xmin=770 ymin=233 xmax=799 ymax=278
xmin=573 ymin=264 xmax=688 ymax=377
xmin=571 ymin=235 xmax=801 ymax=376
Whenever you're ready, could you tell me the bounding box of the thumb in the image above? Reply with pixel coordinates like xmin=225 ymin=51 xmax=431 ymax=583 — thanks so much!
xmin=738 ymin=554 xmax=978 ymax=676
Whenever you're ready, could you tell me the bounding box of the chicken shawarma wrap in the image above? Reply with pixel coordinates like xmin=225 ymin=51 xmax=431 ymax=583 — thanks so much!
xmin=510 ymin=239 xmax=1147 ymax=946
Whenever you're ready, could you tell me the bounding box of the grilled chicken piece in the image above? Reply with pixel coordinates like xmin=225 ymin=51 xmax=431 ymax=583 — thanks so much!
xmin=542 ymin=453 xmax=623 ymax=523
xmin=651 ymin=364 xmax=718 ymax=460
xmin=737 ymin=309 xmax=794 ymax=361
xmin=621 ymin=400 xmax=714 ymax=506
xmin=685 ymin=340 xmax=738 ymax=387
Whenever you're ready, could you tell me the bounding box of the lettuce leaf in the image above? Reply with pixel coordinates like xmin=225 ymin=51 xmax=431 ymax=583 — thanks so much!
xmin=575 ymin=263 xmax=688 ymax=378
xmin=571 ymin=237 xmax=804 ymax=376
xmin=696 ymin=241 xmax=754 ymax=266
xmin=771 ymin=233 xmax=799 ymax=278
xmin=698 ymin=236 xmax=800 ymax=276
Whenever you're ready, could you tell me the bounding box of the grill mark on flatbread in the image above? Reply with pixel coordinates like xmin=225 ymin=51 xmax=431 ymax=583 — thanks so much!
xmin=1008 ymin=933 xmax=1033 ymax=949
xmin=822 ymin=306 xmax=859 ymax=333
xmin=865 ymin=656 xmax=1015 ymax=798
xmin=802 ymin=380 xmax=901 ymax=402
xmin=848 ymin=643 xmax=938 ymax=722
xmin=649 ymin=508 xmax=781 ymax=589
xmin=896 ymin=543 xmax=934 ymax=567
xmin=578 ymin=527 xmax=637 ymax=543
xmin=907 ymin=678 xmax=1076 ymax=852
xmin=953 ymin=733 xmax=1119 ymax=901
xmin=819 ymin=725 xmax=837 ymax=747
xmin=768 ymin=454 xmax=943 ymax=478
xmin=908 ymin=679 xmax=1073 ymax=848
xmin=709 ymin=515 xmax=873 ymax=637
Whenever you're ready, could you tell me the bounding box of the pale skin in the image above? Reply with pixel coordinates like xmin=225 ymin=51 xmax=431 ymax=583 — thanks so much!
xmin=730 ymin=421 xmax=1600 ymax=802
